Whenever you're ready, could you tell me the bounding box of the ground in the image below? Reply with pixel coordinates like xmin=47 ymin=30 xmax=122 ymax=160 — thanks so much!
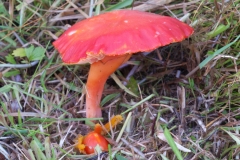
xmin=0 ymin=0 xmax=240 ymax=160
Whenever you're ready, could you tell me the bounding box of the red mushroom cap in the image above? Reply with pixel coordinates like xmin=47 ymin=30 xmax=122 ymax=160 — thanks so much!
xmin=53 ymin=10 xmax=193 ymax=64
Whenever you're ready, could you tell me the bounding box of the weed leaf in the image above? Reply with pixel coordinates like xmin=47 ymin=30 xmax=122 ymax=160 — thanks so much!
xmin=25 ymin=45 xmax=45 ymax=61
xmin=5 ymin=54 xmax=16 ymax=64
xmin=12 ymin=48 xmax=26 ymax=58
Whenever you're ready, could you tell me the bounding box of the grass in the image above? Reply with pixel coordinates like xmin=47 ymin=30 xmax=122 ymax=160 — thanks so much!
xmin=0 ymin=0 xmax=240 ymax=159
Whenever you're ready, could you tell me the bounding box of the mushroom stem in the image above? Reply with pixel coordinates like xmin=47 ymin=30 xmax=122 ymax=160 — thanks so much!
xmin=86 ymin=54 xmax=131 ymax=118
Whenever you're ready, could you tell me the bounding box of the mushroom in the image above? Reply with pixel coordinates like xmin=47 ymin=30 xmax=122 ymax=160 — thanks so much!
xmin=76 ymin=115 xmax=123 ymax=154
xmin=53 ymin=10 xmax=194 ymax=119
xmin=76 ymin=131 xmax=109 ymax=154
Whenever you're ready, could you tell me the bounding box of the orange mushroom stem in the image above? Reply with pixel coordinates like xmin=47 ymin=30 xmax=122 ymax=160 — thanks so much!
xmin=86 ymin=54 xmax=131 ymax=118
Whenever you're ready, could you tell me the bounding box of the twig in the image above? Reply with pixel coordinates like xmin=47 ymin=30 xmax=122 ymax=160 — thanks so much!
xmin=184 ymin=65 xmax=200 ymax=78
xmin=121 ymin=138 xmax=146 ymax=159
xmin=131 ymin=0 xmax=174 ymax=11
xmin=89 ymin=0 xmax=94 ymax=17
xmin=0 ymin=61 xmax=39 ymax=69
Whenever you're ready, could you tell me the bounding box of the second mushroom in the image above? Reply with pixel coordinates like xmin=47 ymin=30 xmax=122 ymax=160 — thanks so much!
xmin=53 ymin=10 xmax=194 ymax=119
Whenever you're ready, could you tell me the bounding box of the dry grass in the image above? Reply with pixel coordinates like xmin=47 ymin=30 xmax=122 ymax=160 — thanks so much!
xmin=0 ymin=0 xmax=240 ymax=160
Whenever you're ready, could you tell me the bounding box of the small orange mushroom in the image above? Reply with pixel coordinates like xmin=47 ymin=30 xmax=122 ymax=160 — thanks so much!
xmin=76 ymin=115 xmax=123 ymax=154
xmin=79 ymin=131 xmax=109 ymax=154
xmin=53 ymin=10 xmax=194 ymax=119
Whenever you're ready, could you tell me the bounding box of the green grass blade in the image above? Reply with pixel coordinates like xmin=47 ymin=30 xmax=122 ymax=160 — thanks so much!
xmin=0 ymin=84 xmax=11 ymax=93
xmin=28 ymin=149 xmax=36 ymax=160
xmin=105 ymin=0 xmax=133 ymax=11
xmin=0 ymin=31 xmax=16 ymax=47
xmin=164 ymin=127 xmax=183 ymax=160
xmin=30 ymin=139 xmax=47 ymax=160
xmin=121 ymin=94 xmax=155 ymax=115
xmin=207 ymin=23 xmax=230 ymax=39
xmin=222 ymin=129 xmax=240 ymax=145
xmin=111 ymin=73 xmax=137 ymax=97
xmin=199 ymin=35 xmax=240 ymax=69
xmin=160 ymin=154 xmax=170 ymax=160
xmin=101 ymin=93 xmax=120 ymax=107
xmin=116 ymin=154 xmax=128 ymax=160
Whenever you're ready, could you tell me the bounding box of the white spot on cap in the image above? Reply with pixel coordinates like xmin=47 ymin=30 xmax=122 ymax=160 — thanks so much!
xmin=163 ymin=22 xmax=166 ymax=24
xmin=154 ymin=31 xmax=160 ymax=37
xmin=124 ymin=20 xmax=128 ymax=23
xmin=68 ymin=30 xmax=77 ymax=36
